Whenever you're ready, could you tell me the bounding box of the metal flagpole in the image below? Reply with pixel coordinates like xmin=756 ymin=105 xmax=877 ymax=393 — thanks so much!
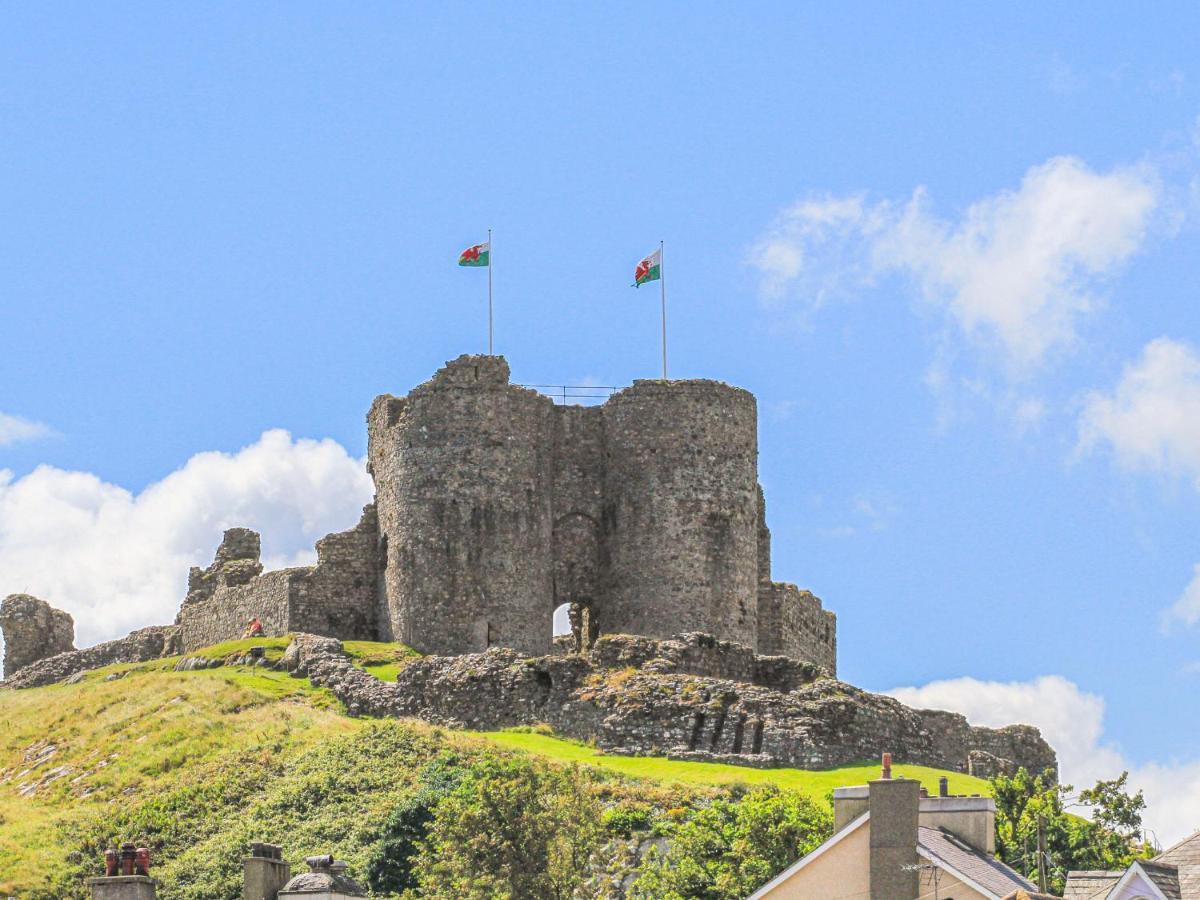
xmin=660 ymin=240 xmax=667 ymax=380
xmin=487 ymin=228 xmax=494 ymax=355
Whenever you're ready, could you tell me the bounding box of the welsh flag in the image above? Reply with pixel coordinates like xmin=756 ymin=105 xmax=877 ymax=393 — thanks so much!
xmin=458 ymin=241 xmax=490 ymax=267
xmin=634 ymin=248 xmax=661 ymax=287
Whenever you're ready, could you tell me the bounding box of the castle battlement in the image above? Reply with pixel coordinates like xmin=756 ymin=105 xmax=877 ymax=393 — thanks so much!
xmin=169 ymin=354 xmax=836 ymax=673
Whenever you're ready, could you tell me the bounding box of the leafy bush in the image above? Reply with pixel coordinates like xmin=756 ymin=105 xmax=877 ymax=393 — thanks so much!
xmin=629 ymin=786 xmax=832 ymax=900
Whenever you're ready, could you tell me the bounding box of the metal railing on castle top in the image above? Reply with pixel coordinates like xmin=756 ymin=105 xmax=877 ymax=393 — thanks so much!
xmin=519 ymin=384 xmax=618 ymax=405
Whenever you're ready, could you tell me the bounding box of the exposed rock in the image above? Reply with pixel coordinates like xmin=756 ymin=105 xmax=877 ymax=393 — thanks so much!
xmin=282 ymin=632 xmax=1058 ymax=779
xmin=0 ymin=594 xmax=75 ymax=678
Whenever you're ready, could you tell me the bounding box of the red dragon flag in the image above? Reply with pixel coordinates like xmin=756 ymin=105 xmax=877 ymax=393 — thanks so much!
xmin=633 ymin=247 xmax=661 ymax=287
xmin=458 ymin=240 xmax=490 ymax=267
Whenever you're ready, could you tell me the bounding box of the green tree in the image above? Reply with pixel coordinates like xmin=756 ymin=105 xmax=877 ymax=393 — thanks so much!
xmin=366 ymin=755 xmax=466 ymax=896
xmin=991 ymin=768 xmax=1153 ymax=894
xmin=629 ymin=787 xmax=832 ymax=900
xmin=413 ymin=755 xmax=604 ymax=900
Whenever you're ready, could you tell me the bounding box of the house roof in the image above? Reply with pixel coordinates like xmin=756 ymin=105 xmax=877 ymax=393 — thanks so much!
xmin=749 ymin=813 xmax=1041 ymax=900
xmin=1063 ymin=871 xmax=1122 ymax=900
xmin=918 ymin=826 xmax=1039 ymax=899
xmin=1103 ymin=859 xmax=1181 ymax=900
xmin=1064 ymin=860 xmax=1184 ymax=900
xmin=1157 ymin=829 xmax=1200 ymax=897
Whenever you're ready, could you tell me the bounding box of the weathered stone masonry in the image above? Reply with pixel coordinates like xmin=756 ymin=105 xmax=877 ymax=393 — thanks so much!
xmin=366 ymin=354 xmax=836 ymax=668
xmin=177 ymin=508 xmax=380 ymax=651
xmin=168 ymin=353 xmax=839 ymax=665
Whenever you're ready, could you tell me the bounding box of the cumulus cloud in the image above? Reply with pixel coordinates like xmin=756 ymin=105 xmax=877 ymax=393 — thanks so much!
xmin=750 ymin=156 xmax=1160 ymax=375
xmin=0 ymin=429 xmax=374 ymax=647
xmin=889 ymin=675 xmax=1200 ymax=845
xmin=0 ymin=412 xmax=53 ymax=447
xmin=1080 ymin=337 xmax=1200 ymax=483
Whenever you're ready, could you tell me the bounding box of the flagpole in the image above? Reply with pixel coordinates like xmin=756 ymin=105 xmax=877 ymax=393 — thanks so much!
xmin=487 ymin=228 xmax=494 ymax=355
xmin=660 ymin=240 xmax=667 ymax=381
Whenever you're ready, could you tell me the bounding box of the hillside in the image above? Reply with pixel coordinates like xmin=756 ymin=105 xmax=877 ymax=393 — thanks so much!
xmin=0 ymin=641 xmax=990 ymax=898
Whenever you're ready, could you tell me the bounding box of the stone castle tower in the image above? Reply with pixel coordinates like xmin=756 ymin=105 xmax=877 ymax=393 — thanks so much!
xmin=175 ymin=354 xmax=836 ymax=672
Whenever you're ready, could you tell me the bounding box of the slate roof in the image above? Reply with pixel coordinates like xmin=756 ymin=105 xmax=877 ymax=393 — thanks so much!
xmin=1139 ymin=860 xmax=1183 ymax=899
xmin=1063 ymin=871 xmax=1122 ymax=899
xmin=1157 ymin=829 xmax=1200 ymax=898
xmin=1064 ymin=860 xmax=1184 ymax=899
xmin=918 ymin=826 xmax=1039 ymax=898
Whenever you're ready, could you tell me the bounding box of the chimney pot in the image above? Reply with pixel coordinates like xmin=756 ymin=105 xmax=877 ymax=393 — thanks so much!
xmin=938 ymin=776 xmax=949 ymax=797
xmin=881 ymin=751 xmax=892 ymax=779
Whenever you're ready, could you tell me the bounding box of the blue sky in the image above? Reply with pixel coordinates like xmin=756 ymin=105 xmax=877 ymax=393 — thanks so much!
xmin=3 ymin=4 xmax=1200 ymax=840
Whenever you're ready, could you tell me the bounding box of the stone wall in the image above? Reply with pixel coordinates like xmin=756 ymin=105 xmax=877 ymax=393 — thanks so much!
xmin=2 ymin=625 xmax=181 ymax=689
xmin=589 ymin=632 xmax=824 ymax=692
xmin=177 ymin=511 xmax=382 ymax=652
xmin=0 ymin=594 xmax=75 ymax=677
xmin=178 ymin=570 xmax=295 ymax=651
xmin=277 ymin=633 xmax=1057 ymax=779
xmin=289 ymin=505 xmax=381 ymax=640
xmin=756 ymin=583 xmax=837 ymax=675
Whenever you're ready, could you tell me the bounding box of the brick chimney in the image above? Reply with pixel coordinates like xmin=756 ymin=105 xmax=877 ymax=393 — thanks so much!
xmin=244 ymin=841 xmax=291 ymax=900
xmin=87 ymin=844 xmax=157 ymax=900
xmin=868 ymin=753 xmax=920 ymax=900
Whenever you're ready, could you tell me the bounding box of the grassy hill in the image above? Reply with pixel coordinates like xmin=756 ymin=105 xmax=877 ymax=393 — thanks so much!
xmin=0 ymin=641 xmax=989 ymax=898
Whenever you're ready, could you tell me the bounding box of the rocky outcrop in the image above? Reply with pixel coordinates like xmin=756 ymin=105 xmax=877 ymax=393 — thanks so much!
xmin=280 ymin=633 xmax=1058 ymax=779
xmin=1 ymin=625 xmax=182 ymax=689
xmin=0 ymin=594 xmax=76 ymax=677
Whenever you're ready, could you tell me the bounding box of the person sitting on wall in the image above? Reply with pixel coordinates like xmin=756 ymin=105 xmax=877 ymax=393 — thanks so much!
xmin=244 ymin=617 xmax=264 ymax=638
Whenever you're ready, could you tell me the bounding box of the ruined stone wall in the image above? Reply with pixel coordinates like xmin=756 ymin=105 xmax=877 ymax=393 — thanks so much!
xmin=2 ymin=625 xmax=180 ymax=689
xmin=278 ymin=633 xmax=1057 ymax=779
xmin=368 ymin=355 xmax=557 ymax=656
xmin=757 ymin=583 xmax=837 ymax=675
xmin=0 ymin=594 xmax=75 ymax=677
xmin=184 ymin=528 xmax=262 ymax=606
xmin=289 ymin=505 xmax=380 ymax=641
xmin=178 ymin=570 xmax=295 ymax=651
xmin=601 ymin=379 xmax=760 ymax=647
xmin=588 ymin=632 xmax=822 ymax=692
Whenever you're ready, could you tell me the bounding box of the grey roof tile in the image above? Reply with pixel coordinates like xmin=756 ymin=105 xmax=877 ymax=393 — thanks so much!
xmin=1157 ymin=829 xmax=1200 ymax=898
xmin=918 ymin=826 xmax=1038 ymax=898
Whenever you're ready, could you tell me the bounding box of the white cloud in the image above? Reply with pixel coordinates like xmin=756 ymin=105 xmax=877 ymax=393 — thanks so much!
xmin=1164 ymin=564 xmax=1200 ymax=631
xmin=750 ymin=156 xmax=1160 ymax=376
xmin=1079 ymin=337 xmax=1200 ymax=484
xmin=0 ymin=413 xmax=53 ymax=447
xmin=0 ymin=429 xmax=374 ymax=647
xmin=748 ymin=194 xmax=884 ymax=310
xmin=889 ymin=675 xmax=1200 ymax=845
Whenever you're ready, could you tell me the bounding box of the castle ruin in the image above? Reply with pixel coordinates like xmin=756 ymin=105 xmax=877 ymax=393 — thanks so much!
xmin=176 ymin=354 xmax=836 ymax=671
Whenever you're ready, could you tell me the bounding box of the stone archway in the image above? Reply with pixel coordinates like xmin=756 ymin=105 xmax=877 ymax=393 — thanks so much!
xmin=552 ymin=512 xmax=601 ymax=650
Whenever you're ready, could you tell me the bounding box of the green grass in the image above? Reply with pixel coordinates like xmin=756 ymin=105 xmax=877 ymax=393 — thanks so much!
xmin=0 ymin=660 xmax=356 ymax=895
xmin=470 ymin=728 xmax=992 ymax=799
xmin=0 ymin=641 xmax=987 ymax=896
xmin=342 ymin=639 xmax=421 ymax=682
xmin=187 ymin=635 xmax=293 ymax=661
